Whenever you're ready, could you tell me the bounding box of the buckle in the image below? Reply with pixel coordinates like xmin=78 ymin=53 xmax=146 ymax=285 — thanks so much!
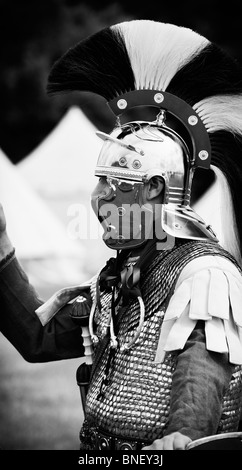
xmin=98 ymin=435 xmax=112 ymax=451
xmin=91 ymin=430 xmax=112 ymax=450
xmin=115 ymin=439 xmax=137 ymax=450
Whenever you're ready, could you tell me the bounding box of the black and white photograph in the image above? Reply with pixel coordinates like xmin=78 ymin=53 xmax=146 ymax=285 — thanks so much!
xmin=0 ymin=0 xmax=242 ymax=461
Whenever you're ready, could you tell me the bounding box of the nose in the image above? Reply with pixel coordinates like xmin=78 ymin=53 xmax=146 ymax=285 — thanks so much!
xmin=91 ymin=179 xmax=111 ymax=217
xmin=91 ymin=179 xmax=110 ymax=200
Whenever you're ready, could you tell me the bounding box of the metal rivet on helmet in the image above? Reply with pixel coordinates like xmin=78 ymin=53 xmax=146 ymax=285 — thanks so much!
xmin=173 ymin=222 xmax=182 ymax=230
xmin=132 ymin=159 xmax=142 ymax=169
xmin=188 ymin=115 xmax=198 ymax=126
xmin=118 ymin=207 xmax=126 ymax=216
xmin=117 ymin=99 xmax=128 ymax=109
xmin=198 ymin=150 xmax=209 ymax=160
xmin=117 ymin=235 xmax=126 ymax=244
xmin=119 ymin=156 xmax=127 ymax=166
xmin=154 ymin=93 xmax=164 ymax=104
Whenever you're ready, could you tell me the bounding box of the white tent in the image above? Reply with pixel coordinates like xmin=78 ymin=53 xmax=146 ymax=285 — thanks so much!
xmin=17 ymin=107 xmax=111 ymax=276
xmin=18 ymin=106 xmax=102 ymax=197
xmin=0 ymin=148 xmax=86 ymax=298
xmin=0 ymin=148 xmax=84 ymax=260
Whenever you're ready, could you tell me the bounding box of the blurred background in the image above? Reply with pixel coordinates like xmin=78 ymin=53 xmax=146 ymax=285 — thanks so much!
xmin=0 ymin=0 xmax=241 ymax=450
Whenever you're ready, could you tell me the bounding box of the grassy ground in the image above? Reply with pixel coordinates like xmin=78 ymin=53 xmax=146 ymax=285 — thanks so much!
xmin=0 ymin=332 xmax=84 ymax=450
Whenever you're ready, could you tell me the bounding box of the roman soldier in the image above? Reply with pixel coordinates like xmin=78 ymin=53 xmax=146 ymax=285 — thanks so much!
xmin=1 ymin=19 xmax=242 ymax=450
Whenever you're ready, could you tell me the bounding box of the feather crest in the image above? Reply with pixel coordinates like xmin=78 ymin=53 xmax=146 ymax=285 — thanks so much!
xmin=47 ymin=27 xmax=135 ymax=100
xmin=113 ymin=20 xmax=209 ymax=91
xmin=194 ymin=94 xmax=242 ymax=135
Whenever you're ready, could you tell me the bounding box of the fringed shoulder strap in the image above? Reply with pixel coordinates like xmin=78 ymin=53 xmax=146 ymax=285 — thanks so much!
xmin=155 ymin=255 xmax=242 ymax=365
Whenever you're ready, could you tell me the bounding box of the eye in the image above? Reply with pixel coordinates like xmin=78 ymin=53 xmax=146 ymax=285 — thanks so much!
xmin=118 ymin=181 xmax=134 ymax=192
xmin=99 ymin=176 xmax=107 ymax=184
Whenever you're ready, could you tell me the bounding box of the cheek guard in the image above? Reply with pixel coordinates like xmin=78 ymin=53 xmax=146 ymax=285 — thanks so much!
xmin=91 ymin=178 xmax=156 ymax=250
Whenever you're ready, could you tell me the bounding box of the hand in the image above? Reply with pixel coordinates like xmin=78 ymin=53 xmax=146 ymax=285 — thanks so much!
xmin=0 ymin=203 xmax=7 ymax=234
xmin=142 ymin=432 xmax=192 ymax=450
xmin=0 ymin=203 xmax=13 ymax=260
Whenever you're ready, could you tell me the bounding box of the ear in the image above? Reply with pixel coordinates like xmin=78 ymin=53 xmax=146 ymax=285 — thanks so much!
xmin=146 ymin=176 xmax=164 ymax=201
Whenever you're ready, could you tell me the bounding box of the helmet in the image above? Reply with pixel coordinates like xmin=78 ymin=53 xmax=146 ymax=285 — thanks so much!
xmin=47 ymin=20 xmax=242 ymax=261
xmin=91 ymin=89 xmax=217 ymax=249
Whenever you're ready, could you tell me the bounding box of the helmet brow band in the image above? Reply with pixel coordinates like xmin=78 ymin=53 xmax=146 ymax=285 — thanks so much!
xmin=108 ymin=89 xmax=211 ymax=170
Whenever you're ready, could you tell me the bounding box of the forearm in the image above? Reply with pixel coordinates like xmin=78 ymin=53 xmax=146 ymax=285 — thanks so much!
xmin=164 ymin=321 xmax=234 ymax=441
xmin=0 ymin=255 xmax=84 ymax=362
xmin=0 ymin=232 xmax=14 ymax=261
